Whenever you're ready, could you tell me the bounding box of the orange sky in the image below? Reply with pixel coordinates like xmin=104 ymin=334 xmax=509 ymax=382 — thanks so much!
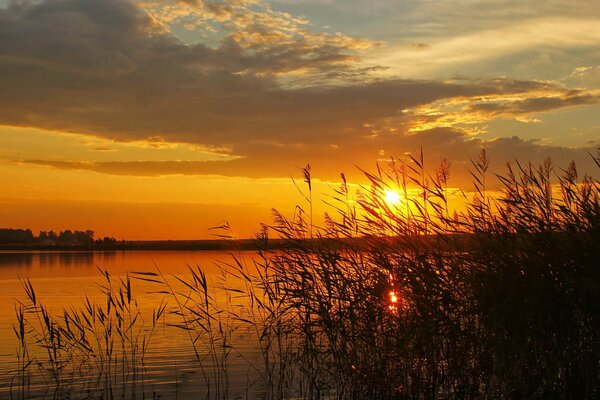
xmin=0 ymin=0 xmax=598 ymax=239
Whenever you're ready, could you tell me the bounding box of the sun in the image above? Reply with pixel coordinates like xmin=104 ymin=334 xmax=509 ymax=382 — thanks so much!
xmin=384 ymin=189 xmax=401 ymax=206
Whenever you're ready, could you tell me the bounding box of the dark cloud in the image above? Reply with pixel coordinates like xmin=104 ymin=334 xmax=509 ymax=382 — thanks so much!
xmin=466 ymin=91 xmax=599 ymax=115
xmin=20 ymin=130 xmax=600 ymax=191
xmin=410 ymin=43 xmax=430 ymax=49
xmin=1 ymin=0 xmax=598 ymax=183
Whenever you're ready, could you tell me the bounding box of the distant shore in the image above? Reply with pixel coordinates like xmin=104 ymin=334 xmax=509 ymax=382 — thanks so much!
xmin=0 ymin=239 xmax=268 ymax=252
xmin=0 ymin=234 xmax=466 ymax=252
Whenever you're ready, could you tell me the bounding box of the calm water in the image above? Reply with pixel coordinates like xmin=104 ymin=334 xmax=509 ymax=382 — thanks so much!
xmin=0 ymin=250 xmax=265 ymax=399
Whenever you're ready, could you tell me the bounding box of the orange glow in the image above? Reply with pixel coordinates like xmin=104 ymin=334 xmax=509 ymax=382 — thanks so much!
xmin=384 ymin=189 xmax=401 ymax=206
xmin=388 ymin=289 xmax=399 ymax=314
xmin=387 ymin=273 xmax=400 ymax=314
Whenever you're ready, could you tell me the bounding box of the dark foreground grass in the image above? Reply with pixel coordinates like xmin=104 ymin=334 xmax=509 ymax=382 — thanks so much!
xmin=7 ymin=150 xmax=600 ymax=399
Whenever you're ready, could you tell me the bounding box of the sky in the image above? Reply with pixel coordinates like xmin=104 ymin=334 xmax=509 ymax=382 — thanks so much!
xmin=0 ymin=0 xmax=599 ymax=239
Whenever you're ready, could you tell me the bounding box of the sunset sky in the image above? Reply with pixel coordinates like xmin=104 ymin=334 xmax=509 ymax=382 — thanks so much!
xmin=1 ymin=0 xmax=599 ymax=239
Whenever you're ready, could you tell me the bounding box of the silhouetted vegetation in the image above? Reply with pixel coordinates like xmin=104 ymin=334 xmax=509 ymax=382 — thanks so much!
xmin=7 ymin=150 xmax=600 ymax=399
xmin=0 ymin=228 xmax=118 ymax=248
xmin=234 ymin=149 xmax=600 ymax=399
xmin=0 ymin=232 xmax=291 ymax=251
xmin=0 ymin=228 xmax=34 ymax=244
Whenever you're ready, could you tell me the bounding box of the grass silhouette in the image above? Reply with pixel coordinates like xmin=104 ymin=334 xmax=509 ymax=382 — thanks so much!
xmin=8 ymin=149 xmax=600 ymax=399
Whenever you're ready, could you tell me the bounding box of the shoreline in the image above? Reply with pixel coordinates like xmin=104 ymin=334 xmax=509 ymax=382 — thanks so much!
xmin=0 ymin=239 xmax=263 ymax=252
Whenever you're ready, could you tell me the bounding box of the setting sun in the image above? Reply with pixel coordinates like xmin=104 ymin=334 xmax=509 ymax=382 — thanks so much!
xmin=384 ymin=189 xmax=402 ymax=206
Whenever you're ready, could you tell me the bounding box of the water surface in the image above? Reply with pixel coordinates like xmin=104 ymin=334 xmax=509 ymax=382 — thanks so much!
xmin=0 ymin=250 xmax=263 ymax=399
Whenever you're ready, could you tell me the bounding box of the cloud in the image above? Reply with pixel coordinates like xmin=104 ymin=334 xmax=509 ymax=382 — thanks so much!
xmin=373 ymin=17 xmax=600 ymax=78
xmin=406 ymin=88 xmax=600 ymax=132
xmin=19 ymin=130 xmax=600 ymax=192
xmin=0 ymin=0 xmax=598 ymax=186
xmin=561 ymin=65 xmax=600 ymax=89
xmin=466 ymin=92 xmax=599 ymax=115
xmin=139 ymin=0 xmax=376 ymax=81
xmin=0 ymin=125 xmax=235 ymax=163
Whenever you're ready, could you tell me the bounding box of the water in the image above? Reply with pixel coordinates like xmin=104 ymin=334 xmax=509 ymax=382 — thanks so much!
xmin=0 ymin=250 xmax=265 ymax=399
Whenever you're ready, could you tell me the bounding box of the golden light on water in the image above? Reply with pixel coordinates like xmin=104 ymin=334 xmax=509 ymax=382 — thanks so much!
xmin=388 ymin=273 xmax=400 ymax=314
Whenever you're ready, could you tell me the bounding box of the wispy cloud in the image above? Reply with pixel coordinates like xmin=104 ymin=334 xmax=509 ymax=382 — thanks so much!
xmin=374 ymin=18 xmax=600 ymax=78
xmin=0 ymin=127 xmax=234 ymax=163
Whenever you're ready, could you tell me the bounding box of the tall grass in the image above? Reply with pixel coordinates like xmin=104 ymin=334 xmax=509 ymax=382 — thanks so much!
xmin=130 ymin=265 xmax=239 ymax=400
xmin=231 ymin=149 xmax=600 ymax=399
xmin=10 ymin=269 xmax=165 ymax=399
xmin=8 ymin=149 xmax=600 ymax=399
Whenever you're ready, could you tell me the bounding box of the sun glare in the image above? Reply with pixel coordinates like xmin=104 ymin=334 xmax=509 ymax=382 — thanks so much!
xmin=384 ymin=189 xmax=401 ymax=206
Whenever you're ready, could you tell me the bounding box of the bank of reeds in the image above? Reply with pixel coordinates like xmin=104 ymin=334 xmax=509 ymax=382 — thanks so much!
xmin=233 ymin=149 xmax=600 ymax=399
xmin=8 ymin=149 xmax=600 ymax=399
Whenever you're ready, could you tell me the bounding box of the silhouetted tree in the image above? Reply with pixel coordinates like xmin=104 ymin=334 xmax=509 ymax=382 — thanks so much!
xmin=0 ymin=229 xmax=34 ymax=244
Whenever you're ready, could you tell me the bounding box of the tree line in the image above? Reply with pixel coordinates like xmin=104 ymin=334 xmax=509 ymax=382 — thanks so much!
xmin=0 ymin=228 xmax=117 ymax=246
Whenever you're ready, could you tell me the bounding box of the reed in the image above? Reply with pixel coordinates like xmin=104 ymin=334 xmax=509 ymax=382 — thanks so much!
xmin=8 ymin=149 xmax=600 ymax=399
xmin=10 ymin=269 xmax=165 ymax=399
xmin=225 ymin=149 xmax=600 ymax=399
xmin=130 ymin=264 xmax=238 ymax=400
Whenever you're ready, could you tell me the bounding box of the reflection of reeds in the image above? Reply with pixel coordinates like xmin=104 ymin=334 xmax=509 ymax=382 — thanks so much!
xmin=9 ymin=149 xmax=600 ymax=399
